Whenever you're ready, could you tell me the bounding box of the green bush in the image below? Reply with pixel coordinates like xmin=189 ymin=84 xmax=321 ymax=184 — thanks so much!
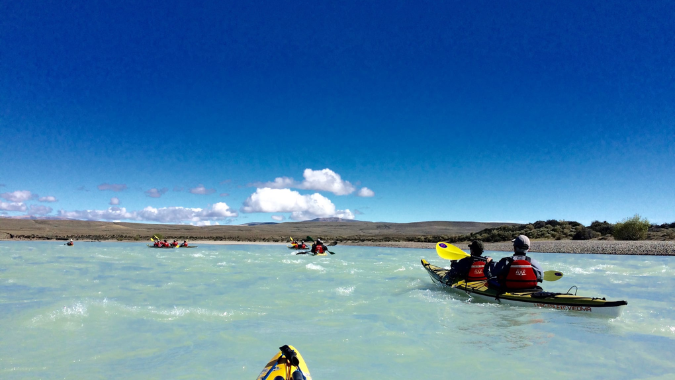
xmin=589 ymin=221 xmax=614 ymax=236
xmin=613 ymin=214 xmax=650 ymax=240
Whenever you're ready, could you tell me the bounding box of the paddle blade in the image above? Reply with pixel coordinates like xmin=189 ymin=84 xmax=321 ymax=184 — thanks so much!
xmin=328 ymin=241 xmax=338 ymax=246
xmin=305 ymin=236 xmax=314 ymax=242
xmin=328 ymin=250 xmax=335 ymax=255
xmin=543 ymin=270 xmax=564 ymax=281
xmin=290 ymin=237 xmax=293 ymax=242
xmin=435 ymin=242 xmax=470 ymax=261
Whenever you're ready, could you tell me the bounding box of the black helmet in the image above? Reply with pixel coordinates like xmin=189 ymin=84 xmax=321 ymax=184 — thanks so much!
xmin=468 ymin=240 xmax=484 ymax=254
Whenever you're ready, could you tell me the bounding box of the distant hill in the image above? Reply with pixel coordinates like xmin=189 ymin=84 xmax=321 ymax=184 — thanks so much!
xmin=0 ymin=218 xmax=515 ymax=242
xmin=242 ymin=222 xmax=279 ymax=226
xmin=306 ymin=217 xmax=359 ymax=222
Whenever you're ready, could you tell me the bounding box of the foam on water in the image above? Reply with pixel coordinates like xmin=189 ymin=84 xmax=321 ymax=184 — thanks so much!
xmin=0 ymin=242 xmax=674 ymax=379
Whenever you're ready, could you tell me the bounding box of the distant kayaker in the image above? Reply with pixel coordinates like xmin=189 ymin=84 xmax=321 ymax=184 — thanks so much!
xmin=443 ymin=240 xmax=491 ymax=283
xmin=180 ymin=240 xmax=188 ymax=247
xmin=299 ymin=240 xmax=306 ymax=249
xmin=486 ymin=235 xmax=543 ymax=289
xmin=311 ymin=239 xmax=327 ymax=254
xmin=66 ymin=239 xmax=74 ymax=246
xmin=172 ymin=240 xmax=179 ymax=247
xmin=163 ymin=239 xmax=169 ymax=247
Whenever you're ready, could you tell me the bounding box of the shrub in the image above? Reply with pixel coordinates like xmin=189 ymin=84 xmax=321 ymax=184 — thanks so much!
xmin=573 ymin=227 xmax=593 ymax=240
xmin=589 ymin=221 xmax=614 ymax=236
xmin=613 ymin=214 xmax=650 ymax=240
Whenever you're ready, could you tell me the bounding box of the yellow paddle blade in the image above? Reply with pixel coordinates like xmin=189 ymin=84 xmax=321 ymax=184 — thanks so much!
xmin=436 ymin=242 xmax=470 ymax=261
xmin=150 ymin=237 xmax=154 ymax=242
xmin=544 ymin=270 xmax=564 ymax=281
xmin=290 ymin=237 xmax=293 ymax=241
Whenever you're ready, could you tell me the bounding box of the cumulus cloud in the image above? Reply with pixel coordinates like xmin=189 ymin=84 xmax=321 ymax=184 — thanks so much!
xmin=145 ymin=188 xmax=168 ymax=198
xmin=190 ymin=184 xmax=216 ymax=195
xmin=110 ymin=197 xmax=120 ymax=205
xmin=39 ymin=196 xmax=58 ymax=202
xmin=252 ymin=176 xmax=296 ymax=189
xmin=0 ymin=202 xmax=26 ymax=212
xmin=251 ymin=169 xmax=358 ymax=196
xmin=299 ymin=169 xmax=356 ymax=195
xmin=356 ymin=187 xmax=375 ymax=197
xmin=27 ymin=204 xmax=53 ymax=215
xmin=1 ymin=190 xmax=37 ymax=202
xmin=271 ymin=215 xmax=284 ymax=221
xmin=57 ymin=202 xmax=238 ymax=225
xmin=241 ymin=188 xmax=354 ymax=221
xmin=98 ymin=183 xmax=127 ymax=192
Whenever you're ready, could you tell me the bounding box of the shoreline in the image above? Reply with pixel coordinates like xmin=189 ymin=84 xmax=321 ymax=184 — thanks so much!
xmin=2 ymin=239 xmax=675 ymax=255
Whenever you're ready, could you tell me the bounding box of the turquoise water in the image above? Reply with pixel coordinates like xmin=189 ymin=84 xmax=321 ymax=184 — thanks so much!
xmin=1 ymin=242 xmax=674 ymax=379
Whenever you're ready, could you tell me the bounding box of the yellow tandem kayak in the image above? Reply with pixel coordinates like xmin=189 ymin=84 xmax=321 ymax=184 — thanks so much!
xmin=256 ymin=345 xmax=312 ymax=380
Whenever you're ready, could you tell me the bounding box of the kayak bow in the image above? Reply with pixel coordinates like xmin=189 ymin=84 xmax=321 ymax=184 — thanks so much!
xmin=257 ymin=345 xmax=312 ymax=380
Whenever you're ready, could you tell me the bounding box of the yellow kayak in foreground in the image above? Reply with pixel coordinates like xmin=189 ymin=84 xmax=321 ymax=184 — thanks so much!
xmin=257 ymin=345 xmax=312 ymax=380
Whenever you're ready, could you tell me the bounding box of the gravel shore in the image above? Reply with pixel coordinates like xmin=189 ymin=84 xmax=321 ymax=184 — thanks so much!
xmin=341 ymin=240 xmax=675 ymax=256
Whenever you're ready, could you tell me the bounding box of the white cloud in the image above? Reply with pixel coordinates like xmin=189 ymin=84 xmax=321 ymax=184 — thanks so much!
xmin=1 ymin=190 xmax=37 ymax=202
xmin=0 ymin=202 xmax=26 ymax=212
xmin=145 ymin=188 xmax=168 ymax=198
xmin=356 ymin=187 xmax=375 ymax=197
xmin=271 ymin=215 xmax=284 ymax=221
xmin=190 ymin=184 xmax=216 ymax=195
xmin=299 ymin=169 xmax=356 ymax=195
xmin=27 ymin=204 xmax=53 ymax=215
xmin=97 ymin=183 xmax=127 ymax=192
xmin=110 ymin=197 xmax=120 ymax=205
xmin=57 ymin=202 xmax=238 ymax=225
xmin=241 ymin=188 xmax=355 ymax=221
xmin=250 ymin=168 xmax=358 ymax=196
xmin=252 ymin=176 xmax=296 ymax=189
xmin=38 ymin=196 xmax=58 ymax=202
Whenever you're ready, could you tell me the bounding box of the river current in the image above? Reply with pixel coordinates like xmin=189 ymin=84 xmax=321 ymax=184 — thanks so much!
xmin=1 ymin=242 xmax=673 ymax=379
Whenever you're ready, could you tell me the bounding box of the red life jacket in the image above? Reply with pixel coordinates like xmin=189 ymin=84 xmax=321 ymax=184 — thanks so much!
xmin=315 ymin=245 xmax=325 ymax=254
xmin=301 ymin=244 xmax=306 ymax=249
xmin=182 ymin=242 xmax=188 ymax=247
xmin=154 ymin=242 xmax=159 ymax=247
xmin=67 ymin=241 xmax=74 ymax=246
xmin=499 ymin=257 xmax=538 ymax=289
xmin=466 ymin=258 xmax=487 ymax=282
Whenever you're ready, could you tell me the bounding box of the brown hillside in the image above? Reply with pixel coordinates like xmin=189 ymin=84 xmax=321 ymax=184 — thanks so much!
xmin=0 ymin=219 xmax=516 ymax=242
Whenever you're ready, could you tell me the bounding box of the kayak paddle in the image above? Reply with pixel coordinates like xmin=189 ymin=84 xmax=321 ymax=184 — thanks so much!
xmin=436 ymin=242 xmax=470 ymax=261
xmin=543 ymin=271 xmax=564 ymax=281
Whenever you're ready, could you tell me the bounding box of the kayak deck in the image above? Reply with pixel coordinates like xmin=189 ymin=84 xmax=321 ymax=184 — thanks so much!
xmin=257 ymin=345 xmax=312 ymax=380
xmin=421 ymin=259 xmax=627 ymax=317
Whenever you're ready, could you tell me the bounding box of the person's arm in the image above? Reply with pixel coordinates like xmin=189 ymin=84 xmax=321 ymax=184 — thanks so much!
xmin=529 ymin=257 xmax=544 ymax=281
xmin=487 ymin=258 xmax=507 ymax=279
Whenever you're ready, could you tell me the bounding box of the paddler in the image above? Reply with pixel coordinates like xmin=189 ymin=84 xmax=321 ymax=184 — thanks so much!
xmin=180 ymin=240 xmax=188 ymax=247
xmin=311 ymin=239 xmax=328 ymax=254
xmin=66 ymin=239 xmax=74 ymax=246
xmin=486 ymin=235 xmax=543 ymax=289
xmin=172 ymin=240 xmax=179 ymax=247
xmin=443 ymin=240 xmax=491 ymax=283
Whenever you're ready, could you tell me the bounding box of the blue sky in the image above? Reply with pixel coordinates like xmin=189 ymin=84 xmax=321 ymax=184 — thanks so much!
xmin=1 ymin=1 xmax=673 ymax=226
